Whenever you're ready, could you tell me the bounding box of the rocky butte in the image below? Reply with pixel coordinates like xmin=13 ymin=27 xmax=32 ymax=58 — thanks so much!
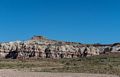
xmin=0 ymin=35 xmax=119 ymax=59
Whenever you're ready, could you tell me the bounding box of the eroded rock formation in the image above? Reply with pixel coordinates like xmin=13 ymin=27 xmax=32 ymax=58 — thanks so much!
xmin=0 ymin=36 xmax=119 ymax=59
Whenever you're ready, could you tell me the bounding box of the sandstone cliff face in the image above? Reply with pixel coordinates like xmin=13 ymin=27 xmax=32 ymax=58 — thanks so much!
xmin=0 ymin=36 xmax=119 ymax=59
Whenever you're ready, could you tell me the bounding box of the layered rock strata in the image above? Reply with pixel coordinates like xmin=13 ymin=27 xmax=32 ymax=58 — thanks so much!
xmin=0 ymin=36 xmax=119 ymax=59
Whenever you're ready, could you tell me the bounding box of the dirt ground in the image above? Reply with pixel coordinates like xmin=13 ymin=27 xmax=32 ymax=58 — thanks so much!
xmin=0 ymin=69 xmax=119 ymax=77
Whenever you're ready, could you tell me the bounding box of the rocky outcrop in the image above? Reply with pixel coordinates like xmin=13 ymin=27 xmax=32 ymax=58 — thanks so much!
xmin=0 ymin=36 xmax=120 ymax=59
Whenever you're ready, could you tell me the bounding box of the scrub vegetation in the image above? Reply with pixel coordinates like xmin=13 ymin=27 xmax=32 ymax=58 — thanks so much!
xmin=0 ymin=53 xmax=120 ymax=76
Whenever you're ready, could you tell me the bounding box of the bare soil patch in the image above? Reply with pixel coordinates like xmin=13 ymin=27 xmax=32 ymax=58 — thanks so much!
xmin=0 ymin=69 xmax=118 ymax=77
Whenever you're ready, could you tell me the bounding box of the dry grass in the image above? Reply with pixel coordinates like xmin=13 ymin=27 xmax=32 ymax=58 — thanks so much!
xmin=0 ymin=53 xmax=119 ymax=76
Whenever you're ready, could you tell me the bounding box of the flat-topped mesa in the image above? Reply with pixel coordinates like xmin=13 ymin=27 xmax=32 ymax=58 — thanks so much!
xmin=31 ymin=35 xmax=47 ymax=41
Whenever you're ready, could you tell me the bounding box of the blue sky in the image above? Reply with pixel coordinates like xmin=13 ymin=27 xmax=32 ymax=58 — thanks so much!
xmin=0 ymin=0 xmax=120 ymax=44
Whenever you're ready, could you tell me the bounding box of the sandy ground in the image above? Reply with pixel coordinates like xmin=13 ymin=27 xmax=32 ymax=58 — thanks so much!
xmin=0 ymin=69 xmax=119 ymax=77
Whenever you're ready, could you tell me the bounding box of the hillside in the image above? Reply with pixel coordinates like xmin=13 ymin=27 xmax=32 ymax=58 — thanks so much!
xmin=0 ymin=35 xmax=120 ymax=59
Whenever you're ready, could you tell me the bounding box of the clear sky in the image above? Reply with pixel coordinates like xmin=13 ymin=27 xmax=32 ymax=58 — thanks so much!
xmin=0 ymin=0 xmax=120 ymax=44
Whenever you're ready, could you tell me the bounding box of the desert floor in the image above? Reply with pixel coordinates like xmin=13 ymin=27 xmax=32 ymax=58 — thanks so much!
xmin=0 ymin=69 xmax=119 ymax=77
